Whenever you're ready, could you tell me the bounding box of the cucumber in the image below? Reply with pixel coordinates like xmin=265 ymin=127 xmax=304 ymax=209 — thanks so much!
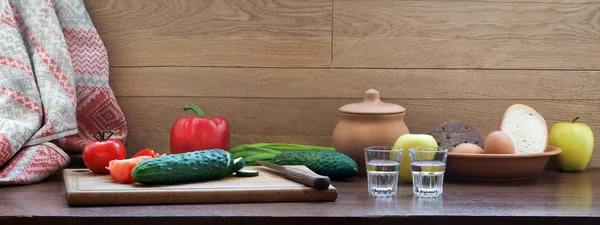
xmin=231 ymin=157 xmax=246 ymax=173
xmin=236 ymin=169 xmax=259 ymax=177
xmin=131 ymin=149 xmax=244 ymax=185
xmin=223 ymin=155 xmax=236 ymax=177
xmin=271 ymin=151 xmax=358 ymax=180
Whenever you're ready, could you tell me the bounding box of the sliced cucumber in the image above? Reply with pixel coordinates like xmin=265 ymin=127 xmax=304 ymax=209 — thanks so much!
xmin=231 ymin=157 xmax=246 ymax=173
xmin=236 ymin=169 xmax=259 ymax=177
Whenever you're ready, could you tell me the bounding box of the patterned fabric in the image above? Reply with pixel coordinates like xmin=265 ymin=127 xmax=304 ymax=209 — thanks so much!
xmin=0 ymin=0 xmax=127 ymax=185
xmin=53 ymin=0 xmax=127 ymax=153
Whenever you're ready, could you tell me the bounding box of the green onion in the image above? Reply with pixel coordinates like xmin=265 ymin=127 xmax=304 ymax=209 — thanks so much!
xmin=231 ymin=142 xmax=335 ymax=165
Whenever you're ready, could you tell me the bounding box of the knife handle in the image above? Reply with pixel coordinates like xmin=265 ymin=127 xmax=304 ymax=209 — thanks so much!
xmin=283 ymin=167 xmax=331 ymax=190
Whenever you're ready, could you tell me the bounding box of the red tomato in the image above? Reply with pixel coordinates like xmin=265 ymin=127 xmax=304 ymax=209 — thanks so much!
xmin=82 ymin=130 xmax=127 ymax=174
xmin=106 ymin=156 xmax=152 ymax=184
xmin=132 ymin=148 xmax=156 ymax=158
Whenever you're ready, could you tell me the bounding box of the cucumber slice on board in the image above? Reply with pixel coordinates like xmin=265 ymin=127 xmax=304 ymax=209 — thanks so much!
xmin=236 ymin=170 xmax=259 ymax=177
xmin=231 ymin=157 xmax=246 ymax=173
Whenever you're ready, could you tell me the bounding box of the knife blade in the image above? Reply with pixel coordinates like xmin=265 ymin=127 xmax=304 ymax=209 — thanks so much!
xmin=256 ymin=161 xmax=331 ymax=189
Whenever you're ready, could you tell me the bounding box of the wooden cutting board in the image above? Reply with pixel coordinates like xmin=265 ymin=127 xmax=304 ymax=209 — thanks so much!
xmin=64 ymin=166 xmax=338 ymax=206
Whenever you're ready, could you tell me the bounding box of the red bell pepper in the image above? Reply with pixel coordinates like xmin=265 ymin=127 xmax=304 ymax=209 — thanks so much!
xmin=170 ymin=104 xmax=230 ymax=154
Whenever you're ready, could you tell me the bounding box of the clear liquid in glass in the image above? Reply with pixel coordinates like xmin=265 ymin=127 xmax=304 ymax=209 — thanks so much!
xmin=366 ymin=159 xmax=400 ymax=196
xmin=410 ymin=160 xmax=445 ymax=196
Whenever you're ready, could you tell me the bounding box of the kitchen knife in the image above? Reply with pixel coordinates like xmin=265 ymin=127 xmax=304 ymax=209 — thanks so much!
xmin=256 ymin=161 xmax=331 ymax=190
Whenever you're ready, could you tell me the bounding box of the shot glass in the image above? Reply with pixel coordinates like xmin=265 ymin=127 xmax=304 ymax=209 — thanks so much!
xmin=364 ymin=146 xmax=402 ymax=196
xmin=408 ymin=146 xmax=448 ymax=197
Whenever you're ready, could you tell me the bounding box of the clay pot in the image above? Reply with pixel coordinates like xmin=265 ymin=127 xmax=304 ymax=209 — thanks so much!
xmin=332 ymin=89 xmax=409 ymax=175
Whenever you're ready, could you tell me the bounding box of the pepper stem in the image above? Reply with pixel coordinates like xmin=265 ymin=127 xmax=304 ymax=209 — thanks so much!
xmin=183 ymin=104 xmax=205 ymax=117
xmin=572 ymin=117 xmax=580 ymax=123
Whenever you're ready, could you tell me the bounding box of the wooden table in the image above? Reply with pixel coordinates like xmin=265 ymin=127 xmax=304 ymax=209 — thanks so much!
xmin=1 ymin=169 xmax=599 ymax=225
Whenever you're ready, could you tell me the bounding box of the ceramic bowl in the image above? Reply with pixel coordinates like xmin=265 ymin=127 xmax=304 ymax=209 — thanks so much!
xmin=446 ymin=145 xmax=562 ymax=181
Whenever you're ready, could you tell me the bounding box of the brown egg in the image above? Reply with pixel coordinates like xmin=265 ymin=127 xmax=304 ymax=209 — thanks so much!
xmin=452 ymin=143 xmax=485 ymax=154
xmin=484 ymin=131 xmax=515 ymax=154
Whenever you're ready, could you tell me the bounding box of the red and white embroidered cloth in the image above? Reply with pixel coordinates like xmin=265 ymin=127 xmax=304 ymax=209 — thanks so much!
xmin=0 ymin=0 xmax=127 ymax=185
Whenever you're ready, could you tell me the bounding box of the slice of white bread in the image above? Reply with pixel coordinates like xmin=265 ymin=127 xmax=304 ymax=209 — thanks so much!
xmin=500 ymin=104 xmax=548 ymax=154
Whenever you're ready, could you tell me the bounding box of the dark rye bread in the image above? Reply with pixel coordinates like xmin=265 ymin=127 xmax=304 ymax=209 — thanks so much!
xmin=425 ymin=121 xmax=484 ymax=152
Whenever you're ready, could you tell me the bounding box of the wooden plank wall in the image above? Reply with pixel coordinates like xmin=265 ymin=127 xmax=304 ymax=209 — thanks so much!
xmin=84 ymin=0 xmax=600 ymax=168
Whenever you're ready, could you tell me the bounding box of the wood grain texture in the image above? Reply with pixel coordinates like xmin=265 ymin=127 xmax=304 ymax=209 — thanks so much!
xmin=63 ymin=167 xmax=337 ymax=206
xmin=123 ymin=134 xmax=333 ymax=158
xmin=84 ymin=0 xmax=332 ymax=67
xmin=109 ymin=67 xmax=600 ymax=99
xmin=384 ymin=0 xmax=600 ymax=2
xmin=2 ymin=171 xmax=600 ymax=225
xmin=115 ymin=97 xmax=600 ymax=168
xmin=333 ymin=0 xmax=600 ymax=69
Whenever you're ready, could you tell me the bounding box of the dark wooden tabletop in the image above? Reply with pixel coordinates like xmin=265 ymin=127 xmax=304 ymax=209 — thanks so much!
xmin=1 ymin=169 xmax=599 ymax=225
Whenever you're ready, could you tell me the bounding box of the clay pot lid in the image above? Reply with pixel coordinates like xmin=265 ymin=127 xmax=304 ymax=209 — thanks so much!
xmin=339 ymin=89 xmax=405 ymax=115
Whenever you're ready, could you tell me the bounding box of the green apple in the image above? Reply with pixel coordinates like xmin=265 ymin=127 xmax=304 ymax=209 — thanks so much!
xmin=550 ymin=117 xmax=594 ymax=172
xmin=393 ymin=134 xmax=438 ymax=183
